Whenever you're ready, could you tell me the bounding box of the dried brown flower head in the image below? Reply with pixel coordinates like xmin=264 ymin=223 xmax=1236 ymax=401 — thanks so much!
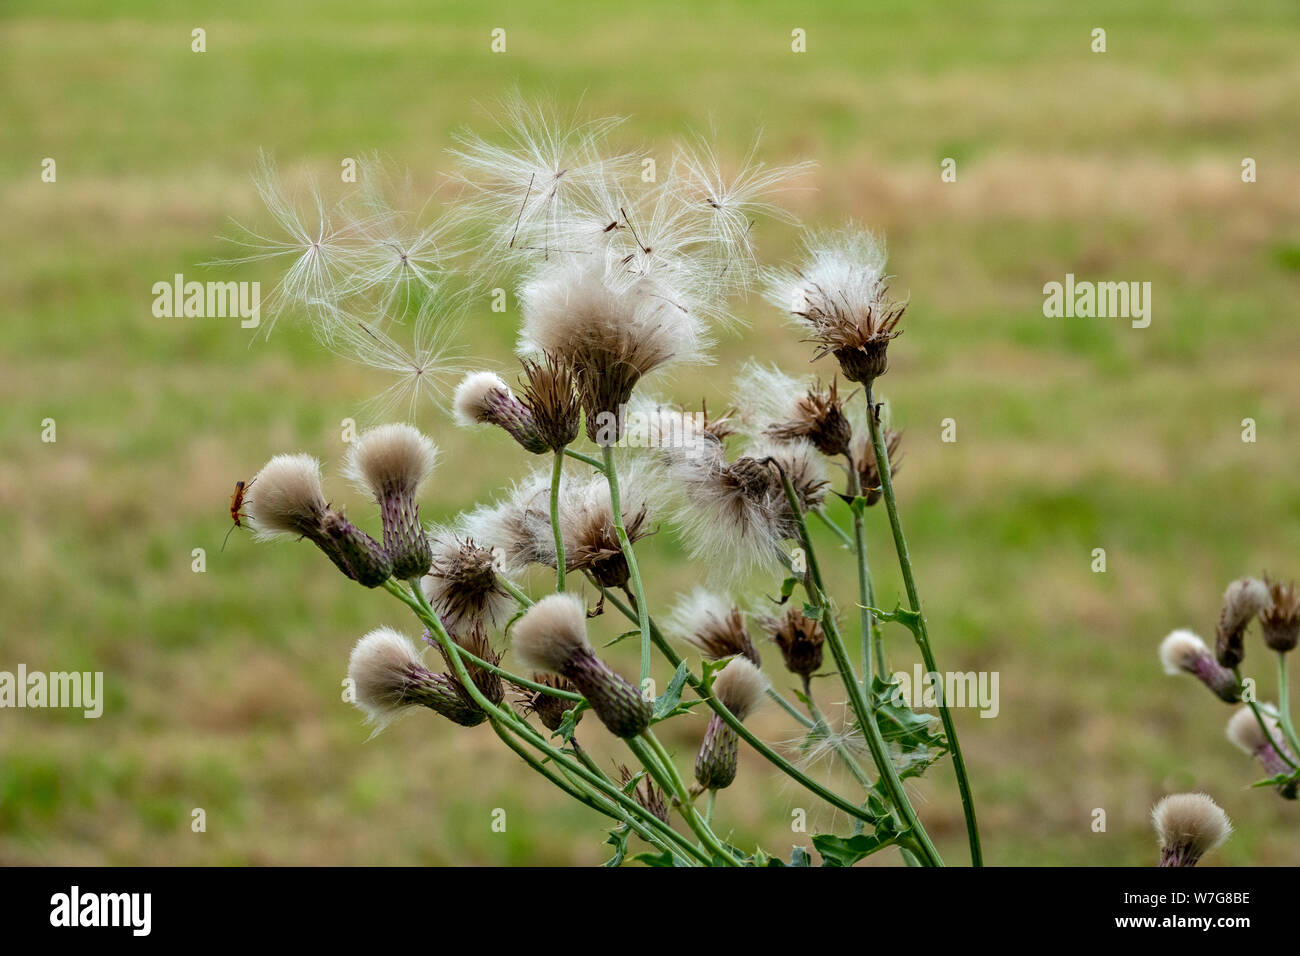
xmin=618 ymin=764 xmax=669 ymax=824
xmin=514 ymin=674 xmax=583 ymax=733
xmin=518 ymin=350 xmax=582 ymax=451
xmin=1261 ymin=577 xmax=1300 ymax=653
xmin=766 ymin=378 xmax=853 ymax=458
xmin=760 ymin=603 xmax=826 ymax=680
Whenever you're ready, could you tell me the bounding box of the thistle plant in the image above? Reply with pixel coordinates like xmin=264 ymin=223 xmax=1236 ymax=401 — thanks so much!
xmin=223 ymin=100 xmax=987 ymax=867
xmin=1158 ymin=573 xmax=1300 ymax=844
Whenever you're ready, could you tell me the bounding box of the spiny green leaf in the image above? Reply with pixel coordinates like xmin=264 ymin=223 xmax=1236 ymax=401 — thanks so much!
xmin=603 ymin=824 xmax=631 ymax=867
xmin=789 ymin=845 xmax=813 ymax=867
xmin=652 ymin=661 xmax=690 ymax=719
xmin=554 ymin=700 xmax=589 ymax=743
xmin=812 ymin=832 xmax=895 ymax=867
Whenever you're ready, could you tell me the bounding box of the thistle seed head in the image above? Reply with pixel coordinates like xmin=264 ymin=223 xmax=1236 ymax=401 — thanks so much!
xmin=453 ymin=371 xmax=550 ymax=454
xmin=422 ymin=529 xmax=514 ymax=636
xmin=518 ymin=257 xmax=706 ymax=445
xmin=511 ymin=594 xmax=651 ymax=737
xmin=761 ymin=604 xmax=826 ymax=680
xmin=246 ymin=453 xmax=330 ymax=539
xmin=1261 ymin=577 xmax=1300 ymax=653
xmin=1225 ymin=706 xmax=1298 ymax=796
xmin=1215 ymin=577 xmax=1270 ymax=668
xmin=765 ymin=226 xmax=905 ymax=388
xmin=458 ymin=471 xmax=556 ymax=577
xmin=1151 ymin=793 xmax=1232 ymax=867
xmin=712 ymin=656 xmax=767 ymax=721
xmin=519 ymin=351 xmax=582 ymax=451
xmin=694 ymin=713 xmax=740 ymax=791
xmin=511 ymin=593 xmax=592 ymax=674
xmin=1158 ymin=629 xmax=1240 ymax=702
xmin=344 ymin=424 xmax=438 ymax=579
xmin=347 ymin=627 xmax=485 ymax=730
xmin=666 ymin=588 xmax=761 ymax=666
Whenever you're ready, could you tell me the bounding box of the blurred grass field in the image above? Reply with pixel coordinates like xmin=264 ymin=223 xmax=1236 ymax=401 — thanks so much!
xmin=2 ymin=0 xmax=1300 ymax=865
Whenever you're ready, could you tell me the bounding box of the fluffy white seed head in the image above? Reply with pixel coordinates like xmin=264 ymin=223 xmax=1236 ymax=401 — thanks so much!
xmin=511 ymin=593 xmax=591 ymax=674
xmin=245 ymin=453 xmax=329 ymax=540
xmin=1152 ymin=793 xmax=1232 ymax=860
xmin=712 ymin=657 xmax=768 ymax=721
xmin=453 ymin=371 xmax=513 ymax=427
xmin=458 ymin=470 xmax=555 ymax=576
xmin=347 ymin=627 xmax=424 ymax=728
xmin=1225 ymin=706 xmax=1279 ymax=755
xmin=518 ymin=256 xmax=707 ymax=376
xmin=1222 ymin=578 xmax=1271 ymax=632
xmin=1159 ymin=629 xmax=1209 ymax=675
xmin=666 ymin=588 xmax=735 ymax=643
xmin=344 ymin=423 xmax=439 ymax=499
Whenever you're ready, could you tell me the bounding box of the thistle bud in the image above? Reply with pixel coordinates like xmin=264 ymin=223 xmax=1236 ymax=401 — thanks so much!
xmin=1158 ymin=630 xmax=1240 ymax=702
xmin=1151 ymin=793 xmax=1231 ymax=867
xmin=454 ymin=371 xmax=550 ymax=454
xmin=347 ymin=627 xmax=486 ymax=730
xmin=245 ymin=453 xmax=392 ymax=588
xmin=321 ymin=510 xmax=394 ymax=587
xmin=694 ymin=657 xmax=767 ymax=791
xmin=344 ymin=424 xmax=439 ymax=580
xmin=1260 ymin=578 xmax=1300 ymax=653
xmin=1226 ymin=706 xmax=1298 ymax=798
xmin=760 ymin=604 xmax=825 ymax=681
xmin=511 ymin=593 xmax=651 ymax=738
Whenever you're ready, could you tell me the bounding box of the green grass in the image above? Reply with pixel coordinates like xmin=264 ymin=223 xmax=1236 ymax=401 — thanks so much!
xmin=3 ymin=0 xmax=1300 ymax=865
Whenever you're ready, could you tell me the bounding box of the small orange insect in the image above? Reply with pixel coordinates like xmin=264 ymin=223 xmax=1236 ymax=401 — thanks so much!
xmin=222 ymin=478 xmax=254 ymax=551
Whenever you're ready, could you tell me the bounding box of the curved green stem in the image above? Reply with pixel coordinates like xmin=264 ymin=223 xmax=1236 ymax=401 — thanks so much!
xmin=488 ymin=719 xmax=683 ymax=861
xmin=1275 ymin=655 xmax=1300 ymax=760
xmin=864 ymin=386 xmax=982 ymax=867
xmin=636 ymin=731 xmax=743 ymax=866
xmin=773 ymin=464 xmax=944 ymax=867
xmin=845 ymin=454 xmax=880 ymax=691
xmin=812 ymin=507 xmax=855 ymax=548
xmin=1234 ymin=666 xmax=1299 ymax=771
xmin=399 ymin=580 xmax=709 ymax=864
xmin=601 ymin=443 xmax=651 ymax=689
xmin=597 ymin=581 xmax=897 ymax=828
xmin=564 ymin=448 xmax=605 ymax=470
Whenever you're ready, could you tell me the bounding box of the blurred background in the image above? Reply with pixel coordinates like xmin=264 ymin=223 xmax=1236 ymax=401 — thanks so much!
xmin=2 ymin=0 xmax=1299 ymax=865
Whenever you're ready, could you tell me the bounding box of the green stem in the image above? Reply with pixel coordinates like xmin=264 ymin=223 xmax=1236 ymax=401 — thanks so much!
xmin=1275 ymin=655 xmax=1300 ymax=760
xmin=498 ymin=576 xmax=534 ymax=608
xmin=803 ymin=679 xmax=875 ymax=792
xmin=598 ymin=581 xmax=894 ymax=827
xmin=401 ymin=580 xmax=709 ymax=864
xmin=488 ymin=719 xmax=682 ymax=861
xmin=864 ymin=386 xmax=982 ymax=867
xmin=812 ymin=507 xmax=855 ymax=548
xmin=705 ymin=789 xmax=717 ymax=827
xmin=1234 ymin=666 xmax=1299 ymax=771
xmin=773 ymin=463 xmax=944 ymax=867
xmin=845 ymin=454 xmax=879 ymax=692
xmin=564 ymin=448 xmax=605 ymax=470
xmin=637 ymin=731 xmax=743 ymax=866
xmin=602 ymin=443 xmax=651 ymax=689
xmin=550 ymin=449 xmax=567 ymax=592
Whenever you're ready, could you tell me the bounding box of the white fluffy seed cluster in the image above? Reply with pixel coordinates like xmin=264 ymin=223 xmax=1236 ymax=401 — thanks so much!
xmin=347 ymin=627 xmax=423 ymax=727
xmin=344 ymin=423 xmax=439 ymax=498
xmin=511 ymin=593 xmax=590 ymax=674
xmin=245 ymin=453 xmax=329 ymax=539
xmin=1158 ymin=629 xmax=1209 ymax=675
xmin=1225 ymin=706 xmax=1280 ymax=755
xmin=712 ymin=657 xmax=767 ymax=721
xmin=1151 ymin=793 xmax=1232 ymax=859
xmin=452 ymin=371 xmax=513 ymax=427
